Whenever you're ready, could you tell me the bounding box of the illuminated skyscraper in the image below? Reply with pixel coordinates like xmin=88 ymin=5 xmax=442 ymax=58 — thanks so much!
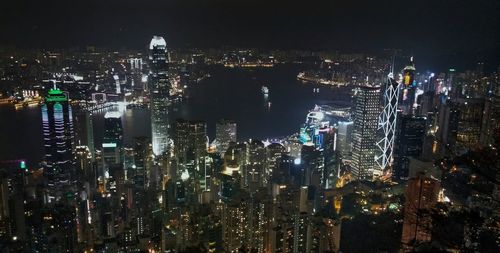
xmin=301 ymin=144 xmax=324 ymax=188
xmin=215 ymin=119 xmax=237 ymax=154
xmin=102 ymin=111 xmax=123 ymax=166
xmin=85 ymin=112 xmax=95 ymax=162
xmin=41 ymin=88 xmax=75 ymax=175
xmin=149 ymin=36 xmax=170 ymax=156
xmin=455 ymin=98 xmax=485 ymax=148
xmin=245 ymin=139 xmax=266 ymax=189
xmin=400 ymin=57 xmax=417 ymax=115
xmin=351 ymin=85 xmax=380 ymax=180
xmin=375 ymin=74 xmax=400 ymax=177
xmin=174 ymin=119 xmax=207 ymax=178
xmin=437 ymin=97 xmax=486 ymax=149
xmin=336 ymin=121 xmax=353 ymax=159
xmin=265 ymin=143 xmax=286 ymax=180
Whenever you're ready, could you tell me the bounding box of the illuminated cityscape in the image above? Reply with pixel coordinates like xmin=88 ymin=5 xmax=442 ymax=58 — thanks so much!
xmin=0 ymin=1 xmax=499 ymax=253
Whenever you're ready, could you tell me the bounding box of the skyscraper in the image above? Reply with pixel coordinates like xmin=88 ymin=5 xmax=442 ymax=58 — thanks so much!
xmin=336 ymin=121 xmax=353 ymax=159
xmin=215 ymin=119 xmax=237 ymax=155
xmin=266 ymin=143 xmax=286 ymax=175
xmin=245 ymin=139 xmax=266 ymax=189
xmin=401 ymin=174 xmax=440 ymax=250
xmin=375 ymin=75 xmax=400 ymax=176
xmin=437 ymin=97 xmax=487 ymax=149
xmin=41 ymin=88 xmax=75 ymax=175
xmin=393 ymin=115 xmax=426 ymax=181
xmin=102 ymin=111 xmax=123 ymax=167
xmin=351 ymin=85 xmax=380 ymax=180
xmin=149 ymin=36 xmax=170 ymax=156
xmin=85 ymin=112 xmax=95 ymax=162
xmin=400 ymin=57 xmax=417 ymax=115
xmin=174 ymin=119 xmax=207 ymax=178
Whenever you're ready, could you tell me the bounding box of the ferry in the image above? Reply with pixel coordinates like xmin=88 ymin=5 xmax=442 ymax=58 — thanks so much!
xmin=261 ymin=86 xmax=269 ymax=95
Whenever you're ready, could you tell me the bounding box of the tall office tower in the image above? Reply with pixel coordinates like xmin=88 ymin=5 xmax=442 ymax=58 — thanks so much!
xmin=336 ymin=121 xmax=353 ymax=159
xmin=438 ymin=98 xmax=485 ymax=149
xmin=400 ymin=57 xmax=417 ymax=115
xmin=351 ymin=85 xmax=380 ymax=181
xmin=446 ymin=68 xmax=457 ymax=99
xmin=0 ymin=162 xmax=27 ymax=244
xmin=417 ymin=91 xmax=435 ymax=117
xmin=301 ymin=144 xmax=325 ymax=188
xmin=149 ymin=36 xmax=171 ymax=156
xmin=392 ymin=115 xmax=426 ymax=181
xmin=245 ymin=139 xmax=266 ymax=190
xmin=127 ymin=58 xmax=143 ymax=72
xmin=321 ymin=127 xmax=337 ymax=189
xmin=401 ymin=174 xmax=440 ymax=250
xmin=174 ymin=119 xmax=207 ymax=177
xmin=215 ymin=119 xmax=237 ymax=155
xmin=480 ymin=97 xmax=499 ymax=146
xmin=75 ymin=146 xmax=93 ymax=177
xmin=437 ymin=98 xmax=459 ymax=146
xmin=41 ymin=88 xmax=75 ymax=176
xmin=102 ymin=112 xmax=123 ymax=168
xmin=455 ymin=98 xmax=485 ymax=149
xmin=375 ymin=75 xmax=400 ymax=176
xmin=265 ymin=143 xmax=286 ymax=181
xmin=85 ymin=112 xmax=95 ymax=161
xmin=133 ymin=137 xmax=150 ymax=189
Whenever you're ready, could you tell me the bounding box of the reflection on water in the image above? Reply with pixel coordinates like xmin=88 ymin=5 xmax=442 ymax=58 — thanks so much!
xmin=0 ymin=64 xmax=351 ymax=166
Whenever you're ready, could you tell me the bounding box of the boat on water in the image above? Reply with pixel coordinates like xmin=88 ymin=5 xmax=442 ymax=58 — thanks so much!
xmin=261 ymin=86 xmax=269 ymax=95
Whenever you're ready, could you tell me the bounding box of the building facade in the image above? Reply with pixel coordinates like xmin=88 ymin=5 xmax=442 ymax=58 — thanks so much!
xmin=41 ymin=88 xmax=75 ymax=176
xmin=351 ymin=85 xmax=380 ymax=180
xmin=149 ymin=36 xmax=171 ymax=156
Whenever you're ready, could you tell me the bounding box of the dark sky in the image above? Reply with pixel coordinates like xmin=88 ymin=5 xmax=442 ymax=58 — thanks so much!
xmin=1 ymin=0 xmax=499 ymax=69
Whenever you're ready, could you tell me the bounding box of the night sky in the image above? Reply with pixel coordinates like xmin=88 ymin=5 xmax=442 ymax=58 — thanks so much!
xmin=1 ymin=0 xmax=499 ymax=70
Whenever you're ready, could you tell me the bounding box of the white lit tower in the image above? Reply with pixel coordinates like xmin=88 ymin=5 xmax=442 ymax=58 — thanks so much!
xmin=375 ymin=68 xmax=401 ymax=177
xmin=149 ymin=36 xmax=171 ymax=156
xmin=351 ymin=84 xmax=381 ymax=181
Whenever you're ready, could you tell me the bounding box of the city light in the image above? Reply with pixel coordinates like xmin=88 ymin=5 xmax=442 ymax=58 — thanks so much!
xmin=0 ymin=3 xmax=497 ymax=252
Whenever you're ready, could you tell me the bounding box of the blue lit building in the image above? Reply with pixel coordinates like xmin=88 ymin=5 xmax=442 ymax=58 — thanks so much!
xmin=299 ymin=105 xmax=348 ymax=151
